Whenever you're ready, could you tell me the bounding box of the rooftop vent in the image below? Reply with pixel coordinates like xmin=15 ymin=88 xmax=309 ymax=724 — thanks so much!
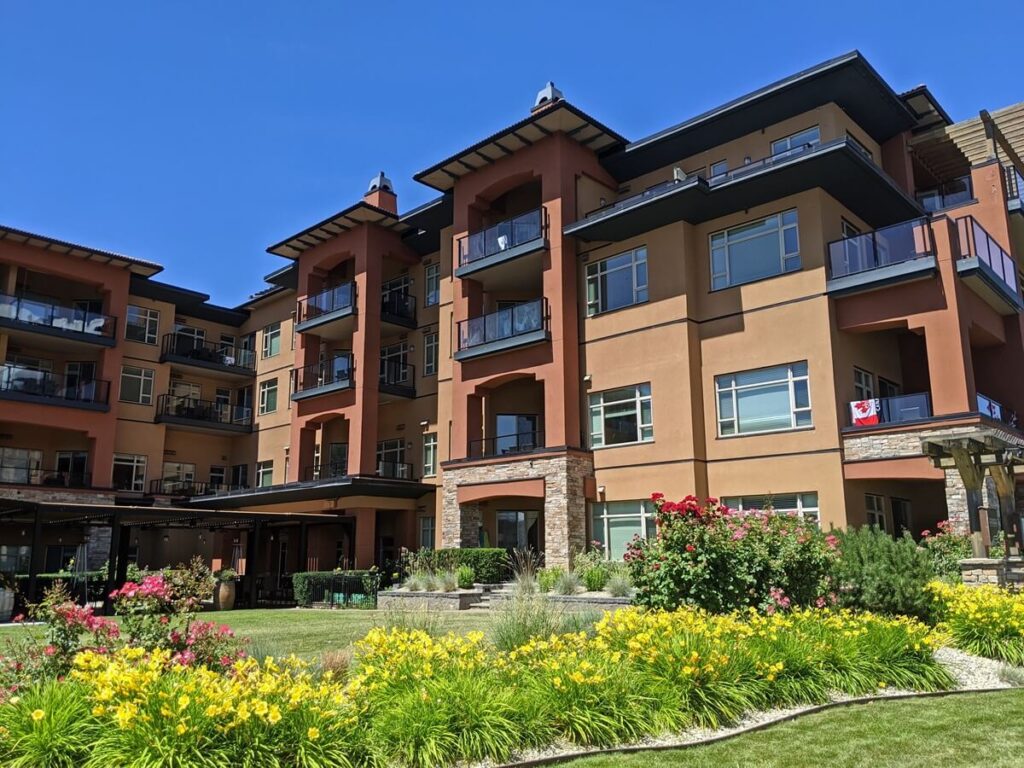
xmin=532 ymin=81 xmax=564 ymax=111
xmin=367 ymin=171 xmax=394 ymax=195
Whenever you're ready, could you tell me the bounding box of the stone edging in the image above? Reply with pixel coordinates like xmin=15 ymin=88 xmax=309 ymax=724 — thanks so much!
xmin=496 ymin=687 xmax=1010 ymax=768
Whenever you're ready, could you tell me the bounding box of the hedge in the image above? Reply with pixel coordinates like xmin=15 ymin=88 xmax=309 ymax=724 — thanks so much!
xmin=420 ymin=548 xmax=509 ymax=584
xmin=291 ymin=571 xmax=373 ymax=607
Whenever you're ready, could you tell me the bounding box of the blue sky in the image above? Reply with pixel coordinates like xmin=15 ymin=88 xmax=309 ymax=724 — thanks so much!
xmin=2 ymin=1 xmax=1021 ymax=306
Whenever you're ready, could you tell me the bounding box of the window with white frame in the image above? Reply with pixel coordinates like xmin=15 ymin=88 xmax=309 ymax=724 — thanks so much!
xmin=770 ymin=125 xmax=820 ymax=157
xmin=376 ymin=439 xmax=408 ymax=478
xmin=112 ymin=454 xmax=147 ymax=492
xmin=209 ymin=465 xmax=227 ymax=489
xmin=711 ymin=209 xmax=800 ymax=290
xmin=716 ymin=362 xmax=811 ymax=436
xmin=125 ymin=305 xmax=160 ymax=344
xmin=424 ymin=263 xmax=440 ymax=307
xmin=586 ymin=247 xmax=648 ymax=316
xmin=256 ymin=460 xmax=274 ymax=488
xmin=262 ymin=322 xmax=281 ymax=358
xmin=865 ymin=493 xmax=886 ymax=530
xmin=722 ymin=493 xmax=820 ymax=525
xmin=588 ymin=383 xmax=653 ymax=448
xmin=119 ymin=365 xmax=155 ymax=405
xmin=419 ymin=516 xmax=436 ymax=550
xmin=423 ymin=331 xmax=439 ymax=376
xmin=590 ymin=500 xmax=656 ymax=560
xmin=422 ymin=432 xmax=437 ymax=477
xmin=853 ymin=367 xmax=874 ymax=401
xmin=258 ymin=378 xmax=278 ymax=415
xmin=0 ymin=447 xmax=43 ymax=485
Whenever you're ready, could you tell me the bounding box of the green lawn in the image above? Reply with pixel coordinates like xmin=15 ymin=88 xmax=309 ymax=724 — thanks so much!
xmin=567 ymin=691 xmax=1024 ymax=768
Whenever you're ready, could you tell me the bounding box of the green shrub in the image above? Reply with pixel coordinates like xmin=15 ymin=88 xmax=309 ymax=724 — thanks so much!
xmin=537 ymin=567 xmax=563 ymax=593
xmin=291 ymin=570 xmax=371 ymax=606
xmin=0 ymin=681 xmax=98 ymax=767
xmin=832 ymin=527 xmax=936 ymax=619
xmin=582 ymin=567 xmax=608 ymax=592
xmin=437 ymin=571 xmax=459 ymax=593
xmin=921 ymin=520 xmax=972 ymax=583
xmin=455 ymin=565 xmax=475 ymax=590
xmin=605 ymin=573 xmax=633 ymax=598
xmin=552 ymin=571 xmax=581 ymax=596
xmin=408 ymin=549 xmax=510 ymax=584
xmin=491 ymin=595 xmax=572 ymax=652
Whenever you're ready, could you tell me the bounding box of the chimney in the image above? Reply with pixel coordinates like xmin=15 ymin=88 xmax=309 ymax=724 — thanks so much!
xmin=364 ymin=171 xmax=397 ymax=213
xmin=531 ymin=81 xmax=564 ymax=113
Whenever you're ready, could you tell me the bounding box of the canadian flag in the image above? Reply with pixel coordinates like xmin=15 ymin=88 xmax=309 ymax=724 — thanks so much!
xmin=851 ymin=399 xmax=881 ymax=426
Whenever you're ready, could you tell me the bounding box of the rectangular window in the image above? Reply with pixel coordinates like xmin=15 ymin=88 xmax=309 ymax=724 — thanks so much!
xmin=125 ymin=305 xmax=159 ymax=344
xmin=879 ymin=378 xmax=901 ymax=398
xmin=422 ymin=433 xmax=438 ymax=477
xmin=231 ymin=464 xmax=249 ymax=488
xmin=0 ymin=447 xmax=43 ymax=485
xmin=55 ymin=451 xmax=88 ymax=483
xmin=419 ymin=516 xmax=436 ymax=550
xmin=865 ymin=493 xmax=886 ymax=531
xmin=423 ymin=331 xmax=439 ymax=376
xmin=853 ymin=367 xmax=874 ymax=401
xmin=424 ymin=263 xmax=440 ymax=307
xmin=258 ymin=378 xmax=278 ymax=415
xmin=771 ymin=125 xmax=820 ymax=157
xmin=711 ymin=209 xmax=800 ymax=290
xmin=716 ymin=362 xmax=811 ymax=436
xmin=262 ymin=322 xmax=281 ymax=358
xmin=119 ymin=365 xmax=155 ymax=405
xmin=112 ymin=454 xmax=147 ymax=492
xmin=590 ymin=500 xmax=656 ymax=560
xmin=722 ymin=493 xmax=820 ymax=525
xmin=209 ymin=465 xmax=227 ymax=490
xmin=586 ymin=246 xmax=648 ymax=316
xmin=377 ymin=438 xmax=409 ymax=478
xmin=588 ymin=383 xmax=653 ymax=448
xmin=256 ymin=460 xmax=274 ymax=488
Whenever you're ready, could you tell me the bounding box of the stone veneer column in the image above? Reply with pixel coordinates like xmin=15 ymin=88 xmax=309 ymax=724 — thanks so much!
xmin=944 ymin=468 xmax=969 ymax=534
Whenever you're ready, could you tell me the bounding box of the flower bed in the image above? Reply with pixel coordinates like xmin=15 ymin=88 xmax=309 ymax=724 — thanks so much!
xmin=928 ymin=580 xmax=1024 ymax=665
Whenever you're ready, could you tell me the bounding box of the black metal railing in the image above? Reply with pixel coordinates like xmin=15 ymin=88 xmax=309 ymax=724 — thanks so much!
xmin=586 ymin=178 xmax=690 ymax=220
xmin=379 ymin=359 xmax=414 ymax=388
xmin=848 ymin=393 xmax=931 ymax=427
xmin=297 ymin=282 xmax=356 ymax=324
xmin=303 ymin=461 xmax=348 ymax=482
xmin=292 ymin=354 xmax=355 ymax=394
xmin=156 ymin=394 xmax=253 ymax=427
xmin=0 ymin=364 xmax=110 ymax=405
xmin=161 ymin=334 xmax=256 ymax=371
xmin=381 ymin=291 xmax=416 ymax=323
xmin=956 ymin=215 xmax=1019 ymax=297
xmin=978 ymin=392 xmax=1019 ymax=429
xmin=0 ymin=292 xmax=116 ymax=339
xmin=827 ymin=217 xmax=934 ymax=280
xmin=457 ymin=298 xmax=548 ymax=352
xmin=0 ymin=466 xmax=92 ymax=488
xmin=916 ymin=175 xmax=974 ymax=213
xmin=1005 ymin=165 xmax=1024 ymax=203
xmin=377 ymin=461 xmax=414 ymax=480
xmin=148 ymin=478 xmax=210 ymax=496
xmin=468 ymin=430 xmax=545 ymax=459
xmin=457 ymin=208 xmax=546 ymax=266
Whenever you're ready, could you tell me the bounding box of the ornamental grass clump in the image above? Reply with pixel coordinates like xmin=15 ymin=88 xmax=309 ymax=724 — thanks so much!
xmin=928 ymin=580 xmax=1024 ymax=665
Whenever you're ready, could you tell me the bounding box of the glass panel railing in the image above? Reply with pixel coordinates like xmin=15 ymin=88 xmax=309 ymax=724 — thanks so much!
xmin=304 ymin=461 xmax=348 ymax=482
xmin=457 ymin=208 xmax=545 ymax=266
xmin=978 ymin=393 xmax=1019 ymax=428
xmin=0 ymin=292 xmax=116 ymax=339
xmin=457 ymin=298 xmax=547 ymax=351
xmin=292 ymin=354 xmax=354 ymax=394
xmin=297 ymin=282 xmax=356 ymax=324
xmin=848 ymin=393 xmax=932 ymax=427
xmin=468 ymin=430 xmax=546 ymax=459
xmin=379 ymin=359 xmax=414 ymax=388
xmin=956 ymin=215 xmax=1019 ymax=297
xmin=0 ymin=364 xmax=110 ymax=404
xmin=827 ymin=218 xmax=935 ymax=279
xmin=1006 ymin=165 xmax=1024 ymax=203
xmin=161 ymin=334 xmax=256 ymax=370
xmin=377 ymin=461 xmax=414 ymax=480
xmin=149 ymin=478 xmax=209 ymax=496
xmin=0 ymin=465 xmax=92 ymax=488
xmin=157 ymin=394 xmax=252 ymax=426
xmin=381 ymin=291 xmax=416 ymax=322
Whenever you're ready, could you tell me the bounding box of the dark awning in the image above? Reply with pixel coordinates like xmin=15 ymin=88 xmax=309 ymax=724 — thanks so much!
xmin=182 ymin=475 xmax=434 ymax=510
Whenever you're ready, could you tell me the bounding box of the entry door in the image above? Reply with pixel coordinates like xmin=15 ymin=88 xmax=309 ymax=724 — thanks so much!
xmin=496 ymin=511 xmax=539 ymax=551
xmin=891 ymin=498 xmax=912 ymax=538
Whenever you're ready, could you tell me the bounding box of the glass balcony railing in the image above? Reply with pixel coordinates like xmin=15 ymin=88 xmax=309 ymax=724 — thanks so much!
xmin=956 ymin=216 xmax=1020 ymax=297
xmin=303 ymin=461 xmax=348 ymax=482
xmin=148 ymin=478 xmax=211 ymax=496
xmin=0 ymin=364 xmax=110 ymax=405
xmin=457 ymin=298 xmax=548 ymax=352
xmin=379 ymin=359 xmax=414 ymax=389
xmin=157 ymin=394 xmax=253 ymax=427
xmin=1006 ymin=165 xmax=1024 ymax=203
xmin=380 ymin=291 xmax=416 ymax=324
xmin=0 ymin=465 xmax=92 ymax=488
xmin=292 ymin=354 xmax=354 ymax=395
xmin=978 ymin=393 xmax=1019 ymax=429
xmin=161 ymin=334 xmax=256 ymax=371
xmin=377 ymin=461 xmax=414 ymax=480
xmin=297 ymin=282 xmax=356 ymax=325
xmin=917 ymin=175 xmax=974 ymax=213
xmin=848 ymin=393 xmax=932 ymax=427
xmin=457 ymin=208 xmax=546 ymax=266
xmin=0 ymin=292 xmax=116 ymax=339
xmin=827 ymin=218 xmax=935 ymax=280
xmin=469 ymin=430 xmax=546 ymax=459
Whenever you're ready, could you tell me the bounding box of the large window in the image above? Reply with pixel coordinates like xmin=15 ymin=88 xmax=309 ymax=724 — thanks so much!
xmin=710 ymin=210 xmax=800 ymax=290
xmin=865 ymin=493 xmax=886 ymax=531
xmin=422 ymin=433 xmax=437 ymax=478
xmin=771 ymin=125 xmax=820 ymax=157
xmin=853 ymin=367 xmax=874 ymax=401
xmin=258 ymin=378 xmax=278 ymax=415
xmin=125 ymin=306 xmax=159 ymax=344
xmin=716 ymin=362 xmax=811 ymax=436
xmin=591 ymin=500 xmax=656 ymax=560
xmin=423 ymin=331 xmax=438 ymax=376
xmin=589 ymin=383 xmax=653 ymax=448
xmin=722 ymin=493 xmax=820 ymax=525
xmin=377 ymin=439 xmax=409 ymax=478
xmin=262 ymin=322 xmax=281 ymax=358
xmin=424 ymin=263 xmax=440 ymax=307
xmin=0 ymin=447 xmax=43 ymax=485
xmin=119 ymin=365 xmax=154 ymax=405
xmin=112 ymin=454 xmax=147 ymax=492
xmin=256 ymin=460 xmax=274 ymax=488
xmin=419 ymin=516 xmax=436 ymax=550
xmin=586 ymin=247 xmax=648 ymax=316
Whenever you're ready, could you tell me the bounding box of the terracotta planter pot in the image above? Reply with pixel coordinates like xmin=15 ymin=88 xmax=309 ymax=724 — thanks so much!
xmin=214 ymin=581 xmax=236 ymax=611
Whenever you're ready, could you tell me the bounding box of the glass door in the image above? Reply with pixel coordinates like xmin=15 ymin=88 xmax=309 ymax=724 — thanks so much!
xmin=495 ymin=414 xmax=539 ymax=455
xmin=496 ymin=511 xmax=540 ymax=551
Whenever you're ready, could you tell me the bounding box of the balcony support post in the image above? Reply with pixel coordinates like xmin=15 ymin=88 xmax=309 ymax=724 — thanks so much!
xmin=989 ymin=463 xmax=1018 ymax=557
xmin=948 ymin=446 xmax=987 ymax=557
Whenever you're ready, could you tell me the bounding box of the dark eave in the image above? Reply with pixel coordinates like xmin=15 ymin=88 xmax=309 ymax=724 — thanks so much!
xmin=0 ymin=224 xmax=163 ymax=277
xmin=130 ymin=275 xmax=249 ymax=327
xmin=565 ymin=138 xmax=924 ymax=242
xmin=399 ymin=193 xmax=453 ymax=256
xmin=263 ymin=262 xmax=298 ymax=289
xmin=267 ymin=201 xmax=411 ymax=259
xmin=902 ymin=85 xmax=954 ymax=134
xmin=414 ymin=100 xmax=627 ymax=193
xmin=601 ymin=51 xmax=917 ymax=182
xmin=184 ymin=476 xmax=433 ymax=509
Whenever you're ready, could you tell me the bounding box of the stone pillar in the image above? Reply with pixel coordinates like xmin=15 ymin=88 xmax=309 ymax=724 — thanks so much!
xmin=542 ymin=455 xmax=590 ymax=568
xmin=944 ymin=468 xmax=969 ymax=534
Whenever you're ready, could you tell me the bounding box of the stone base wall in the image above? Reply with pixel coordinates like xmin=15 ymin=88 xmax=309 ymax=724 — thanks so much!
xmin=377 ymin=590 xmax=484 ymax=611
xmin=0 ymin=487 xmax=116 ymax=505
xmin=960 ymin=558 xmax=1024 ymax=588
xmin=487 ymin=592 xmax=631 ymax=613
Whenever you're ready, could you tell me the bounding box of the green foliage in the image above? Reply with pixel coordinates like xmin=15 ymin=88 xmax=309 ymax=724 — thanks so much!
xmin=291 ymin=571 xmax=371 ymax=607
xmin=537 ymin=567 xmax=563 ymax=593
xmin=832 ymin=527 xmax=937 ymax=619
xmin=921 ymin=520 xmax=972 ymax=583
xmin=437 ymin=571 xmax=459 ymax=593
xmin=455 ymin=565 xmax=475 ymax=590
xmin=491 ymin=595 xmax=572 ymax=652
xmin=929 ymin=581 xmax=1024 ymax=665
xmin=403 ymin=548 xmax=510 ymax=584
xmin=605 ymin=574 xmax=633 ymax=598
xmin=582 ymin=567 xmax=608 ymax=592
xmin=0 ymin=681 xmax=97 ymax=768
xmin=553 ymin=571 xmax=582 ymax=595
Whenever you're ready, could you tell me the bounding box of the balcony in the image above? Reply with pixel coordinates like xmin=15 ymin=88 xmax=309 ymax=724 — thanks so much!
xmin=155 ymin=394 xmax=253 ymax=433
xmin=468 ymin=429 xmax=546 ymax=459
xmin=0 ymin=466 xmax=92 ymax=489
xmin=454 ymin=298 xmax=550 ymax=361
xmin=381 ymin=291 xmax=417 ymax=330
xmin=847 ymin=393 xmax=933 ymax=428
xmin=379 ymin=359 xmax=415 ymax=399
xmin=160 ymin=334 xmax=256 ymax=379
xmin=0 ymin=365 xmax=110 ymax=411
xmin=455 ymin=208 xmax=548 ymax=281
xmin=291 ymin=354 xmax=354 ymax=402
xmin=978 ymin=392 xmax=1019 ymax=430
xmin=916 ymin=175 xmax=974 ymax=213
xmin=1006 ymin=165 xmax=1023 ymax=217
xmin=303 ymin=461 xmax=348 ymax=482
xmin=825 ymin=218 xmax=937 ymax=295
xmin=148 ymin=478 xmax=212 ymax=497
xmin=295 ymin=282 xmax=356 ymax=339
xmin=565 ymin=137 xmax=922 ymax=242
xmin=955 ymin=216 xmax=1023 ymax=314
xmin=0 ymin=293 xmax=116 ymax=347
xmin=377 ymin=461 xmax=415 ymax=480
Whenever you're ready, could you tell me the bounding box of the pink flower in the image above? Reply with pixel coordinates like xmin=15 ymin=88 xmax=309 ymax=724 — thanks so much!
xmin=43 ymin=646 xmax=56 ymax=657
xmin=685 ymin=544 xmax=696 ymax=553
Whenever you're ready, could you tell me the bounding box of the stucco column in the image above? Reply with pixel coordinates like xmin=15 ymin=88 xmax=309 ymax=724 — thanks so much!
xmin=290 ymin=426 xmax=317 ymax=482
xmin=352 ymin=508 xmax=376 ymax=568
xmin=88 ymin=429 xmax=115 ymax=489
xmin=348 ymin=230 xmax=382 ymax=475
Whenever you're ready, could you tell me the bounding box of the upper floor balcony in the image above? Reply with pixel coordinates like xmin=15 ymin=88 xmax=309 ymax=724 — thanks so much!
xmin=160 ymin=333 xmax=256 ymax=379
xmin=468 ymin=428 xmax=546 ymax=460
xmin=454 ymin=298 xmax=550 ymax=362
xmin=291 ymin=354 xmax=354 ymax=402
xmin=148 ymin=478 xmax=213 ymax=497
xmin=1006 ymin=165 xmax=1023 ymax=218
xmin=155 ymin=394 xmax=253 ymax=433
xmin=455 ymin=208 xmax=548 ymax=282
xmin=295 ymin=282 xmax=356 ymax=340
xmin=0 ymin=292 xmax=117 ymax=348
xmin=847 ymin=393 xmax=933 ymax=429
xmin=380 ymin=290 xmax=417 ymax=330
xmin=0 ymin=464 xmax=92 ymax=489
xmin=379 ymin=358 xmax=415 ymax=400
xmin=955 ymin=215 xmax=1023 ymax=314
xmin=826 ymin=217 xmax=936 ymax=295
xmin=0 ymin=364 xmax=110 ymax=411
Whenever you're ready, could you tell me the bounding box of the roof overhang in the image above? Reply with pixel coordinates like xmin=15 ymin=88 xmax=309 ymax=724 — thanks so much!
xmin=601 ymin=51 xmax=917 ymax=182
xmin=0 ymin=500 xmax=335 ymax=528
xmin=183 ymin=476 xmax=434 ymax=509
xmin=901 ymin=85 xmax=954 ymax=134
xmin=0 ymin=224 xmax=163 ymax=277
xmin=130 ymin=275 xmax=249 ymax=326
xmin=414 ymin=100 xmax=627 ymax=193
xmin=267 ymin=201 xmax=411 ymax=259
xmin=399 ymin=193 xmax=453 ymax=256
